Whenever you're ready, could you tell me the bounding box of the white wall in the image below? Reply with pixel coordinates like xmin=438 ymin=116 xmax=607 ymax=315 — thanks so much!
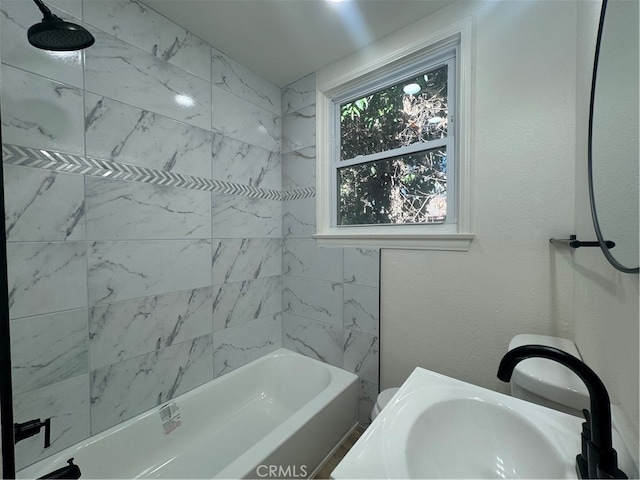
xmin=380 ymin=0 xmax=639 ymax=447
xmin=380 ymin=0 xmax=578 ymax=393
xmin=572 ymin=0 xmax=639 ymax=434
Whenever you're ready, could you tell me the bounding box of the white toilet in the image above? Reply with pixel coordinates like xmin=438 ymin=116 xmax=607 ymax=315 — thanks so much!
xmin=370 ymin=387 xmax=400 ymax=421
xmin=508 ymin=333 xmax=589 ymax=417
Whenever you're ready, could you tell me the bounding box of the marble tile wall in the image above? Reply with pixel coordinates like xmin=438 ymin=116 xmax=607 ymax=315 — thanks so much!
xmin=280 ymin=74 xmax=381 ymax=426
xmin=1 ymin=0 xmax=382 ymax=471
xmin=1 ymin=0 xmax=283 ymax=469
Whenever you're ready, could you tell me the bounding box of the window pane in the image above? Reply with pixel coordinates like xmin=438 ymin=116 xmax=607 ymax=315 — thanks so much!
xmin=338 ymin=147 xmax=447 ymax=225
xmin=340 ymin=64 xmax=448 ymax=161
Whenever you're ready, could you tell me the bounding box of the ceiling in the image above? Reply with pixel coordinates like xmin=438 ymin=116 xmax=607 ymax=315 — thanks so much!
xmin=144 ymin=0 xmax=456 ymax=87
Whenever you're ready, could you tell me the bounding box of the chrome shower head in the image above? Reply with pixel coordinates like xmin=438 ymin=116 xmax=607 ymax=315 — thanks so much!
xmin=28 ymin=0 xmax=94 ymax=51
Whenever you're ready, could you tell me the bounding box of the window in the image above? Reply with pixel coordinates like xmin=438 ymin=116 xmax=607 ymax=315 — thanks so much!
xmin=315 ymin=17 xmax=473 ymax=250
xmin=336 ymin=59 xmax=453 ymax=227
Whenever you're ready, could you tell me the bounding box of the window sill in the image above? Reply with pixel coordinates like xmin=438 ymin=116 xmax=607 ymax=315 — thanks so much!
xmin=313 ymin=232 xmax=475 ymax=251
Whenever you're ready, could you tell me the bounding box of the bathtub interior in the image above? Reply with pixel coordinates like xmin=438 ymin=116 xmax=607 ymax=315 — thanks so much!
xmin=260 ymin=351 xmax=333 ymax=410
xmin=17 ymin=348 xmax=358 ymax=479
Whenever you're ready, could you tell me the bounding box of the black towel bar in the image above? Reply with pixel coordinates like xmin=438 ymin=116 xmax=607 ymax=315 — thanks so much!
xmin=549 ymin=235 xmax=615 ymax=249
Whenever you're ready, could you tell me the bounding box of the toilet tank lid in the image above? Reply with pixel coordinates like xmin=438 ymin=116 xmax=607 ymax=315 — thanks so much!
xmin=508 ymin=334 xmax=589 ymax=410
xmin=376 ymin=387 xmax=400 ymax=409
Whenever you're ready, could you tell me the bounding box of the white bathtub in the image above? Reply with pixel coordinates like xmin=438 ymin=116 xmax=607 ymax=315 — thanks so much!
xmin=17 ymin=348 xmax=359 ymax=479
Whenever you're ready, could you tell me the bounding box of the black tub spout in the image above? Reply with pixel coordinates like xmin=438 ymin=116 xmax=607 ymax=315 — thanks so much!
xmin=38 ymin=458 xmax=81 ymax=479
xmin=497 ymin=344 xmax=627 ymax=479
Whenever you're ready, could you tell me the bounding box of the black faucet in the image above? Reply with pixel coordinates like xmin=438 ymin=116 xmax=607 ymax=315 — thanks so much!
xmin=497 ymin=345 xmax=627 ymax=479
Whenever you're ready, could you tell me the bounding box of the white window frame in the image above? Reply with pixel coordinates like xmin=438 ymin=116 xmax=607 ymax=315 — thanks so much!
xmin=332 ymin=53 xmax=456 ymax=229
xmin=315 ymin=17 xmax=474 ymax=251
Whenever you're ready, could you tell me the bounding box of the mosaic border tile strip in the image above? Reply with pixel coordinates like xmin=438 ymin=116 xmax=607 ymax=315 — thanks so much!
xmin=282 ymin=187 xmax=316 ymax=201
xmin=2 ymin=144 xmax=315 ymax=201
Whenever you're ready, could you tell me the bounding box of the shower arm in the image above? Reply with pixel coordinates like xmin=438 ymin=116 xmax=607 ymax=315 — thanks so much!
xmin=32 ymin=0 xmax=54 ymax=19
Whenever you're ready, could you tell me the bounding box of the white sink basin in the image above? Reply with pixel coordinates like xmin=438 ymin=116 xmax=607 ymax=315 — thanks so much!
xmin=331 ymin=367 xmax=584 ymax=479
